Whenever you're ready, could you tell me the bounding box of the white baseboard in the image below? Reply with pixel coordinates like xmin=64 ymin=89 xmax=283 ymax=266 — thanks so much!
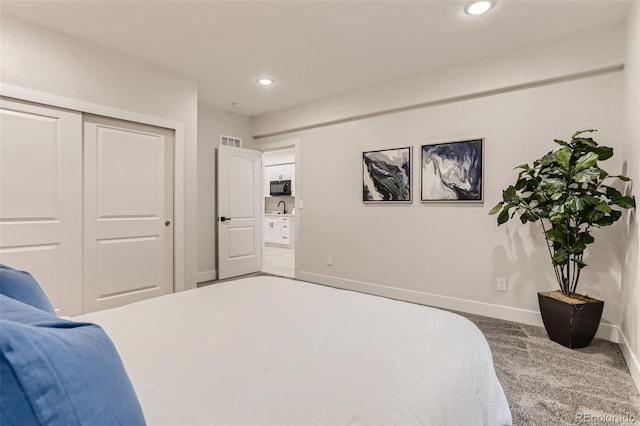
xmin=297 ymin=271 xmax=619 ymax=343
xmin=196 ymin=270 xmax=216 ymax=283
xmin=619 ymin=329 xmax=640 ymax=392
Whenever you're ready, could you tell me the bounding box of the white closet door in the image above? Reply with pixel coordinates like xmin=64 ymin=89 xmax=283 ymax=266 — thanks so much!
xmin=0 ymin=98 xmax=83 ymax=315
xmin=83 ymin=115 xmax=174 ymax=313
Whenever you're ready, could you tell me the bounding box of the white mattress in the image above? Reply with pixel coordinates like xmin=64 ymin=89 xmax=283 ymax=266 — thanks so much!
xmin=75 ymin=276 xmax=512 ymax=425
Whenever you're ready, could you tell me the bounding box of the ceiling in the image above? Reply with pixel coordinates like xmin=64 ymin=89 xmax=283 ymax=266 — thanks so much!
xmin=0 ymin=1 xmax=632 ymax=117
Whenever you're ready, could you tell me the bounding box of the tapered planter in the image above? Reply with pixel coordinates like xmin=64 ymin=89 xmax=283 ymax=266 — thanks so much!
xmin=538 ymin=291 xmax=604 ymax=349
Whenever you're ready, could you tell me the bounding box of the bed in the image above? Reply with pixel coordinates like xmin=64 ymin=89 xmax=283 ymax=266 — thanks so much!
xmin=73 ymin=275 xmax=512 ymax=425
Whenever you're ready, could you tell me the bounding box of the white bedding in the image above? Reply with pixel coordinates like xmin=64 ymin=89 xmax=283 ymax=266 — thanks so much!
xmin=75 ymin=276 xmax=512 ymax=425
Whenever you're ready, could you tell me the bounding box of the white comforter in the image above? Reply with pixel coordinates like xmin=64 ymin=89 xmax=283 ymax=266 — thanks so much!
xmin=76 ymin=276 xmax=512 ymax=425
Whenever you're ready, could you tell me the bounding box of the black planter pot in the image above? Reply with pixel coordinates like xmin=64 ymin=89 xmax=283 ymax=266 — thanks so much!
xmin=538 ymin=291 xmax=604 ymax=349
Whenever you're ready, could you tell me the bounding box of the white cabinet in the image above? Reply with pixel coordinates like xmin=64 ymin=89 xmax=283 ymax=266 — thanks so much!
xmin=265 ymin=216 xmax=294 ymax=247
xmin=265 ymin=163 xmax=295 ymax=196
xmin=269 ymin=164 xmax=292 ymax=181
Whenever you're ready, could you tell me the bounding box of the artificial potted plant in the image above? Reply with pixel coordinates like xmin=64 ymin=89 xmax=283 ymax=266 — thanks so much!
xmin=490 ymin=130 xmax=635 ymax=348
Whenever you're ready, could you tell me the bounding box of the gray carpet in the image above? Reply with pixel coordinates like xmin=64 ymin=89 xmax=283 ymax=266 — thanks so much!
xmin=460 ymin=312 xmax=640 ymax=425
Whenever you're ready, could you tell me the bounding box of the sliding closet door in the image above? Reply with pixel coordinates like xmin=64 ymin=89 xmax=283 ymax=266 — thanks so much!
xmin=0 ymin=98 xmax=83 ymax=315
xmin=83 ymin=115 xmax=174 ymax=312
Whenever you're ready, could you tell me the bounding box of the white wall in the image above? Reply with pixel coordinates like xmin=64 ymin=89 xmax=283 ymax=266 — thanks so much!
xmin=264 ymin=148 xmax=295 ymax=166
xmin=621 ymin=2 xmax=640 ymax=389
xmin=197 ymin=102 xmax=254 ymax=282
xmin=254 ymin=26 xmax=629 ymax=341
xmin=253 ymin=26 xmax=624 ymax=138
xmin=0 ymin=15 xmax=199 ymax=291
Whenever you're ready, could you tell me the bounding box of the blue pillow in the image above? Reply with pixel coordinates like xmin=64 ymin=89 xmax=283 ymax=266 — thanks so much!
xmin=0 ymin=264 xmax=55 ymax=314
xmin=0 ymin=295 xmax=146 ymax=426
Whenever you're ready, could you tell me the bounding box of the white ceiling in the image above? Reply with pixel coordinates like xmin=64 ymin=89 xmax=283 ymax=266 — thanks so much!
xmin=0 ymin=1 xmax=632 ymax=117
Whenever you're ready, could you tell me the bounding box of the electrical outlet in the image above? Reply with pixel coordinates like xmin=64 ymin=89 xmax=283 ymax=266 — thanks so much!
xmin=327 ymin=255 xmax=333 ymax=266
xmin=497 ymin=278 xmax=508 ymax=292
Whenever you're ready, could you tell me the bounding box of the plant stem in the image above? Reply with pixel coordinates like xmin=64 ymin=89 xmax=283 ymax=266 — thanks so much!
xmin=540 ymin=221 xmax=563 ymax=290
xmin=570 ymin=253 xmax=583 ymax=294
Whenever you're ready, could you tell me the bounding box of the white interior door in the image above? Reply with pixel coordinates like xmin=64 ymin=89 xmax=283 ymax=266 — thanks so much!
xmin=83 ymin=115 xmax=174 ymax=312
xmin=0 ymin=98 xmax=83 ymax=315
xmin=217 ymin=145 xmax=262 ymax=280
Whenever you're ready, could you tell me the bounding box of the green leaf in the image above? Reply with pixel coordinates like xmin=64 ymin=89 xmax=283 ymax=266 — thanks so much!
xmin=514 ymin=178 xmax=528 ymax=190
xmin=488 ymin=203 xmax=504 ymax=215
xmin=574 ymin=152 xmax=599 ymax=173
xmin=596 ymin=146 xmax=614 ymax=160
xmin=550 ymin=214 xmax=565 ymax=223
xmin=610 ymin=209 xmax=623 ymax=222
xmin=565 ymin=195 xmax=586 ymax=212
xmin=540 ymin=152 xmax=556 ymax=166
xmin=571 ymin=242 xmax=587 ymax=255
xmin=594 ymin=202 xmax=612 ymax=213
xmin=552 ymin=249 xmax=569 ymax=266
xmin=574 ymin=138 xmax=598 ymax=148
xmin=516 ymin=163 xmax=531 ymax=170
xmin=614 ymin=174 xmax=631 ymax=182
xmin=605 ymin=186 xmax=622 ymax=201
xmin=540 ymin=178 xmax=566 ymax=194
xmin=587 ymin=210 xmax=605 ymax=223
xmin=595 ymin=216 xmax=614 ymax=226
xmin=554 ymin=147 xmax=572 ymax=170
xmin=579 ymin=232 xmax=595 ymax=245
xmin=519 ymin=210 xmax=538 ymax=224
xmin=614 ymin=196 xmax=636 ymax=209
xmin=545 ymin=228 xmax=565 ymax=243
xmin=497 ymin=209 xmax=510 ymax=225
xmin=583 ymin=196 xmax=601 ymax=206
xmin=573 ymin=167 xmax=600 ymax=183
xmin=554 ymin=139 xmax=568 ymax=146
xmin=572 ymin=129 xmax=597 ymax=139
xmin=502 ymin=186 xmax=517 ymax=202
xmin=551 ymin=192 xmax=563 ymax=201
xmin=571 ymin=258 xmax=588 ymax=269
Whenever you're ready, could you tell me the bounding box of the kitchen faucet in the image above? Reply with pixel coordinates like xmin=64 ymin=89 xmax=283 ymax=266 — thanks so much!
xmin=278 ymin=200 xmax=287 ymax=214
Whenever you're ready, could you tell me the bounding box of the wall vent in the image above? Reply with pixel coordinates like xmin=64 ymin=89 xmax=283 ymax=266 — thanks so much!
xmin=220 ymin=135 xmax=241 ymax=147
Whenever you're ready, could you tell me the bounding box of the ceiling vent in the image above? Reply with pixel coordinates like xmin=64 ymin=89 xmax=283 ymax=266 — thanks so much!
xmin=220 ymin=135 xmax=241 ymax=147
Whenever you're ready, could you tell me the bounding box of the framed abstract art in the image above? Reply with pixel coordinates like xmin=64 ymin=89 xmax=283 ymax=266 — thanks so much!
xmin=362 ymin=147 xmax=412 ymax=203
xmin=421 ymin=139 xmax=483 ymax=202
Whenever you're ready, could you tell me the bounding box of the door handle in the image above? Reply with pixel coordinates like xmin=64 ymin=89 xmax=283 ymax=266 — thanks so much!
xmin=219 ymin=216 xmax=232 ymax=222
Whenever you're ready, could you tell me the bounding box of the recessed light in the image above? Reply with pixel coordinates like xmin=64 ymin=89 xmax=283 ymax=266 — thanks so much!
xmin=464 ymin=0 xmax=495 ymax=15
xmin=257 ymin=78 xmax=275 ymax=86
xmin=231 ymin=102 xmax=241 ymax=108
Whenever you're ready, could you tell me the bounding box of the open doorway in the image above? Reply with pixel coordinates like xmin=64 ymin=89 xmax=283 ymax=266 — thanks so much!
xmin=262 ymin=147 xmax=296 ymax=277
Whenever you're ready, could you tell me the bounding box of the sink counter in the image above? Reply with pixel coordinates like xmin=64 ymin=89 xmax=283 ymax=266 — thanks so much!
xmin=264 ymin=213 xmax=295 ymax=217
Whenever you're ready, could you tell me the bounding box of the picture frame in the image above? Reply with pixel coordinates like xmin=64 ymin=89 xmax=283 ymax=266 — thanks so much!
xmin=362 ymin=147 xmax=412 ymax=203
xmin=420 ymin=139 xmax=484 ymax=202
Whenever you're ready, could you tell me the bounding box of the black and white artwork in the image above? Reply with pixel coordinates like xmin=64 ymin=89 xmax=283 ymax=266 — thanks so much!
xmin=421 ymin=139 xmax=483 ymax=202
xmin=362 ymin=147 xmax=412 ymax=203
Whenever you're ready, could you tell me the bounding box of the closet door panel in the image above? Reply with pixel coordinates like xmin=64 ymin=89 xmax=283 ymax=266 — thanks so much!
xmin=83 ymin=115 xmax=174 ymax=313
xmin=0 ymin=98 xmax=82 ymax=315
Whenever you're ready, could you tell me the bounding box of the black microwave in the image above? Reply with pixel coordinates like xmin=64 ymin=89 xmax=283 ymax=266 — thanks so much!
xmin=270 ymin=180 xmax=291 ymax=196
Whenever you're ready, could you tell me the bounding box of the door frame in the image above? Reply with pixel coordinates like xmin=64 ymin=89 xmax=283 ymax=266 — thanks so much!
xmin=256 ymin=138 xmax=301 ymax=278
xmin=0 ymin=84 xmax=188 ymax=293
